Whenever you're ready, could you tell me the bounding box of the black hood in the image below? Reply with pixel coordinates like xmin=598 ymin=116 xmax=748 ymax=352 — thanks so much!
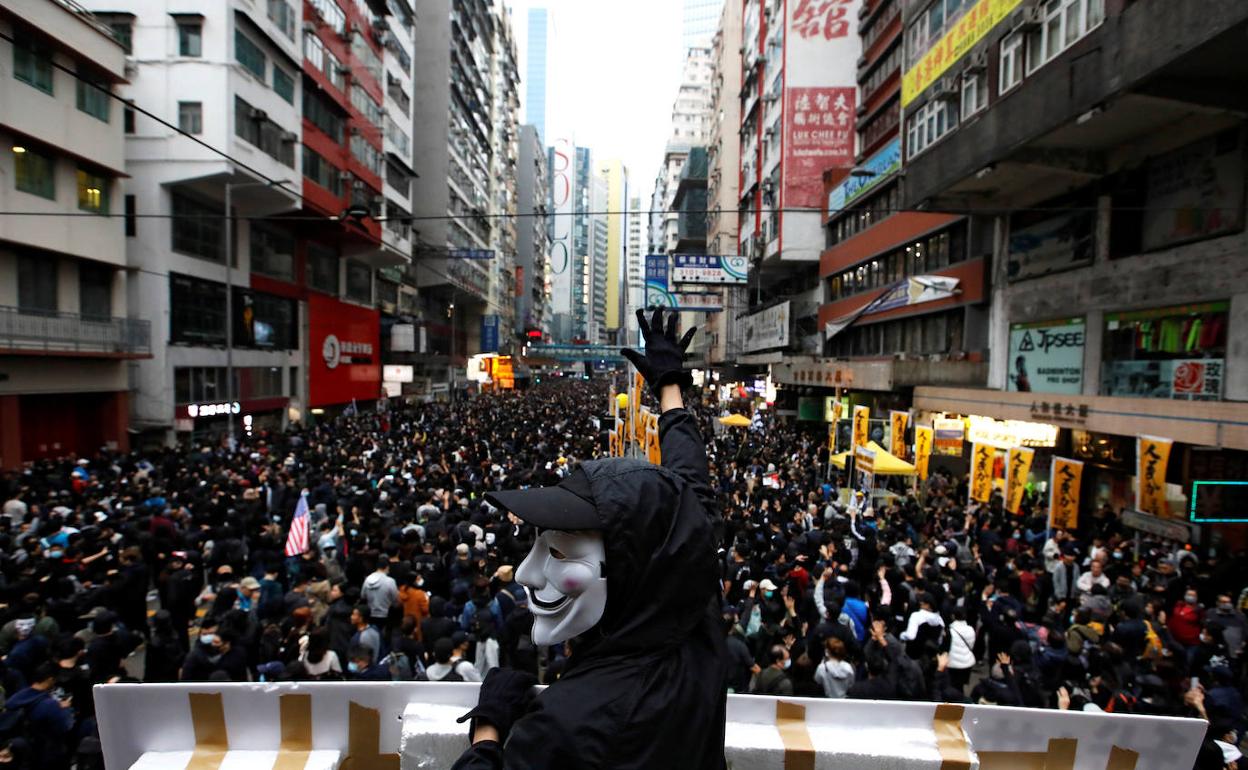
xmin=572 ymin=458 xmax=716 ymax=659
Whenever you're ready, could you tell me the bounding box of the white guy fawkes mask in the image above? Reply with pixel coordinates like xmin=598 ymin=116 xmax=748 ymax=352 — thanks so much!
xmin=516 ymin=530 xmax=607 ymax=646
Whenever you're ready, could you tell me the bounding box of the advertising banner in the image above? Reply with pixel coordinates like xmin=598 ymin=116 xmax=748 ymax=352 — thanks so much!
xmin=1005 ymin=447 xmax=1035 ymax=514
xmin=671 ymin=254 xmax=749 ymax=285
xmin=901 ymin=0 xmax=1025 ymax=106
xmin=890 ymin=411 xmax=909 ymax=460
xmin=1102 ymin=359 xmax=1224 ymax=401
xmin=826 ymin=397 xmax=844 ymax=424
xmin=644 ymin=254 xmax=670 ymax=308
xmin=1143 ymin=128 xmax=1245 ymax=251
xmin=1007 ymin=318 xmax=1085 ymax=394
xmin=383 ymin=365 xmax=413 ymax=383
xmin=827 ymin=137 xmax=900 ymax=212
xmin=742 ymin=301 xmax=791 ymax=353
xmin=1049 ymin=457 xmax=1084 ymax=530
xmin=784 ymin=86 xmax=855 ymax=210
xmin=480 ymin=315 xmax=500 ymax=354
xmin=308 ymin=294 xmax=380 ymax=407
xmin=854 ymin=444 xmax=876 ymax=493
xmin=933 ymin=417 xmax=965 ymax=456
xmin=852 ymin=405 xmax=870 ymax=452
xmin=1007 ymin=210 xmax=1095 ymax=282
xmin=914 ymin=426 xmax=934 ymax=480
xmin=969 ymin=443 xmax=996 ymax=503
xmin=549 ymin=138 xmax=575 ymax=318
xmin=1136 ymin=435 xmax=1173 ymax=518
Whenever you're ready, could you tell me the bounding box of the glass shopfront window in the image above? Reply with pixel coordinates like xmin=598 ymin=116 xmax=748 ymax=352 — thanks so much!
xmin=1101 ymin=301 xmax=1228 ymax=401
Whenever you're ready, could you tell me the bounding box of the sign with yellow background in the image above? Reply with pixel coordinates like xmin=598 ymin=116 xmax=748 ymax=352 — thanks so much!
xmin=890 ymin=411 xmax=909 ymax=460
xmin=1005 ymin=447 xmax=1035 ymax=514
xmin=1136 ymin=435 xmax=1173 ymax=517
xmin=969 ymin=443 xmax=996 ymax=503
xmin=852 ymin=406 xmax=870 ymax=451
xmin=1049 ymin=457 xmax=1084 ymax=530
xmin=901 ymin=0 xmax=1025 ymax=106
xmin=914 ymin=426 xmax=934 ymax=480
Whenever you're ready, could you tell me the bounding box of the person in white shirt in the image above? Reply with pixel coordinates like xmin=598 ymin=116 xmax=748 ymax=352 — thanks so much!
xmin=945 ymin=608 xmax=977 ymax=693
xmin=1076 ymin=558 xmax=1111 ymax=597
xmin=814 ymin=637 xmax=855 ymax=699
xmin=899 ymin=593 xmax=945 ymax=650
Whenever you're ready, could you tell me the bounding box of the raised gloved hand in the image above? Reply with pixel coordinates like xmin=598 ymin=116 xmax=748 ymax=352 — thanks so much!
xmin=456 ymin=667 xmax=539 ymax=743
xmin=621 ymin=307 xmax=697 ymax=397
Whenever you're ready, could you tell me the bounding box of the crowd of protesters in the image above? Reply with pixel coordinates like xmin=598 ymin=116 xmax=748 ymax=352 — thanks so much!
xmin=0 ymin=379 xmax=1243 ymax=768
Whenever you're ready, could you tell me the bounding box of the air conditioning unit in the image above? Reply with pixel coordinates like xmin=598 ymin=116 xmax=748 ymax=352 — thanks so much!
xmin=336 ymin=64 xmax=352 ymax=75
xmin=339 ymin=21 xmax=353 ymax=41
xmin=249 ymin=107 xmax=268 ymax=121
xmin=303 ymin=21 xmax=317 ymax=34
xmin=1017 ymin=5 xmax=1045 ymax=27
xmin=934 ymin=76 xmax=960 ymax=101
xmin=350 ymin=126 xmax=361 ymax=136
xmin=375 ymin=30 xmax=390 ymax=47
xmin=339 ymin=170 xmax=354 ymax=183
xmin=352 ymin=179 xmax=366 ymax=191
xmin=371 ymin=19 xmax=388 ymax=35
xmin=372 ymin=194 xmax=385 ymax=207
xmin=966 ymin=50 xmax=989 ymax=71
xmin=281 ymin=131 xmax=298 ymax=143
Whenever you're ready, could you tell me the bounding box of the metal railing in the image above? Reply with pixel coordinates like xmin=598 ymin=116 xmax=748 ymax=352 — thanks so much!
xmin=0 ymin=306 xmax=151 ymax=356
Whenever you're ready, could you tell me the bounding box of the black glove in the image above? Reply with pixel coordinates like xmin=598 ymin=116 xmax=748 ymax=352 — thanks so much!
xmin=621 ymin=307 xmax=697 ymax=397
xmin=456 ymin=667 xmax=539 ymax=743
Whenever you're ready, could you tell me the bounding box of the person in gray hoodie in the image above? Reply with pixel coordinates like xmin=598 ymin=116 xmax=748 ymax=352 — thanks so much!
xmin=361 ymin=560 xmax=399 ymax=628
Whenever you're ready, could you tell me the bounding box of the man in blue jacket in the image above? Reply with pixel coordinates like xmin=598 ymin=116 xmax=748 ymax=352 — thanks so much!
xmin=5 ymin=661 xmax=75 ymax=770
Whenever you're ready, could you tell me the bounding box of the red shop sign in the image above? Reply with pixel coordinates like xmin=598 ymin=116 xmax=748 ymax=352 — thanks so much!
xmin=308 ymin=293 xmax=381 ymax=407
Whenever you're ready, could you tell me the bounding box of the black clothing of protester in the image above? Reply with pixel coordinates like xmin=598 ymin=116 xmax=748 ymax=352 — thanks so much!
xmin=453 ymin=408 xmax=727 ymax=770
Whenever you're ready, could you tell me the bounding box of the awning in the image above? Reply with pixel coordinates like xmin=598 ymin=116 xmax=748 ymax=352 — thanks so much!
xmin=829 ymin=441 xmax=917 ymax=475
xmin=825 ymin=275 xmax=961 ymax=340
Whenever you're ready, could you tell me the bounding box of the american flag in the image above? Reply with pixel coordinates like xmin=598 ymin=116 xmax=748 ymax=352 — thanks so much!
xmin=284 ymin=492 xmax=310 ymax=557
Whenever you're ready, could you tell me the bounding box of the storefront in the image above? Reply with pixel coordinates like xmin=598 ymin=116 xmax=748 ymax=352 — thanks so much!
xmin=1100 ymin=301 xmax=1227 ymax=401
xmin=307 ymin=294 xmax=381 ymax=410
xmin=173 ymin=397 xmax=291 ymax=442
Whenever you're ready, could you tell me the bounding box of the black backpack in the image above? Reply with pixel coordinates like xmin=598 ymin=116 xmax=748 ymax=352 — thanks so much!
xmin=436 ymin=661 xmax=469 ymax=682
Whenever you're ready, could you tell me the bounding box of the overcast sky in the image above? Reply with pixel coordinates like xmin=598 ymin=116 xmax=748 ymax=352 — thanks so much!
xmin=506 ymin=0 xmax=684 ymax=202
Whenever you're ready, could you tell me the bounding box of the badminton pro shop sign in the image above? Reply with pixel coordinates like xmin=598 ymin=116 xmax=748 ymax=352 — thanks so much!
xmin=1007 ymin=318 xmax=1085 ymax=395
xmin=309 ymin=294 xmax=381 ymax=407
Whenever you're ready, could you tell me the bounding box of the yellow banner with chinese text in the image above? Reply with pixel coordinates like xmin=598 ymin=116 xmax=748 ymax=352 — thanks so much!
xmin=1005 ymin=447 xmax=1035 ymax=514
xmin=901 ymin=0 xmax=1025 ymax=106
xmin=1049 ymin=457 xmax=1084 ymax=530
xmin=915 ymin=426 xmax=934 ymax=480
xmin=890 ymin=411 xmax=909 ymax=460
xmin=1136 ymin=435 xmax=1173 ymax=517
xmin=969 ymin=443 xmax=996 ymax=503
xmin=852 ymin=405 xmax=870 ymax=452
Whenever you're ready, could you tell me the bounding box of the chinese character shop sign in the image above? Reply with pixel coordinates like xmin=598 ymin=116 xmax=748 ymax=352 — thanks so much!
xmin=791 ymin=0 xmax=854 ymax=39
xmin=309 ymin=294 xmax=380 ymax=407
xmin=785 ymin=87 xmax=855 ymax=209
xmin=1049 ymin=457 xmax=1084 ymax=530
xmin=1136 ymin=435 xmax=1173 ymax=517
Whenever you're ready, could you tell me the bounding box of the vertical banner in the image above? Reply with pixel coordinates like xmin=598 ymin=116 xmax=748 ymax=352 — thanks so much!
xmin=914 ymin=426 xmax=934 ymax=481
xmin=609 ymin=387 xmax=618 ymax=421
xmin=1049 ymin=457 xmax=1084 ymax=531
xmin=630 ymin=372 xmax=645 ymax=447
xmin=830 ymin=398 xmax=844 ymax=424
xmin=635 ymin=406 xmax=650 ymax=448
xmin=854 ymin=444 xmax=876 ymax=495
xmin=645 ymin=412 xmax=662 ymax=464
xmin=549 ymin=138 xmax=575 ymax=320
xmin=890 ymin=411 xmax=909 ymax=460
xmin=1005 ymin=447 xmax=1035 ymax=514
xmin=852 ymin=405 xmax=870 ymax=452
xmin=969 ymin=443 xmax=996 ymax=504
xmin=1136 ymin=435 xmax=1173 ymax=517
xmin=827 ymin=423 xmax=836 ymax=453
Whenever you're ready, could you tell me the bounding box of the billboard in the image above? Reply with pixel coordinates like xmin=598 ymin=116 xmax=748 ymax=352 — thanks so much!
xmin=1007 ymin=210 xmax=1095 ymax=282
xmin=481 ymin=315 xmax=500 ymax=354
xmin=671 ymin=254 xmax=749 ymax=285
xmin=549 ymin=138 xmax=575 ymax=319
xmin=742 ymin=301 xmax=790 ymax=353
xmin=308 ymin=294 xmax=380 ymax=407
xmin=1007 ymin=318 xmax=1085 ymax=395
xmin=644 ymin=254 xmax=671 ymax=307
xmin=783 ymin=0 xmax=861 ymax=212
xmin=1143 ymin=128 xmax=1245 ymax=251
xmin=827 ymin=137 xmax=900 ymax=213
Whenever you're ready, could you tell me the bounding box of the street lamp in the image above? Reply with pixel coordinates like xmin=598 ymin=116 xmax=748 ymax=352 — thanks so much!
xmin=223 ymin=176 xmax=291 ymax=449
xmin=448 ymin=301 xmax=456 ymax=403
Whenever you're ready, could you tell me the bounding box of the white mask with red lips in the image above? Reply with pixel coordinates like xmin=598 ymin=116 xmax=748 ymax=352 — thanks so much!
xmin=516 ymin=530 xmax=607 ymax=646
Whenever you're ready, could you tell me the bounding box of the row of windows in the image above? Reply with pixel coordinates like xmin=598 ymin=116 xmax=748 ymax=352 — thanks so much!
xmin=309 ymin=0 xmax=347 ymax=35
xmin=350 ymin=134 xmax=384 ymax=176
xmin=351 ymin=83 xmax=384 ymax=127
xmin=304 ymin=34 xmax=346 ymax=92
xmin=234 ymin=96 xmax=295 ymax=168
xmin=303 ymin=146 xmax=343 ymax=196
xmin=236 ymin=27 xmax=296 ymax=105
xmin=169 ymin=275 xmax=298 ymax=350
xmin=906 ymin=98 xmax=958 ymax=158
xmin=15 ymin=253 xmax=113 ymax=319
xmin=827 ymin=224 xmax=967 ymax=301
xmin=304 ymin=88 xmax=345 ymax=143
xmin=11 ymin=146 xmax=109 ymax=214
xmin=267 ymin=0 xmax=297 ymax=41
xmin=827 ymin=183 xmax=902 ymax=247
xmin=175 ymin=366 xmax=293 ymax=405
xmin=859 ymin=98 xmax=900 ymax=154
xmin=13 ymin=40 xmax=111 ymax=122
xmin=826 ymin=308 xmax=965 ymax=358
xmin=861 ymin=41 xmax=902 ymax=105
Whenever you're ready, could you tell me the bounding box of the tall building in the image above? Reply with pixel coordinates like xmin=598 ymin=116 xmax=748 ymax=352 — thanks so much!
xmin=0 ymin=1 xmax=140 ymax=467
xmin=487 ymin=1 xmax=521 ymax=349
xmin=377 ymin=0 xmax=419 ymax=321
xmin=739 ymin=0 xmax=862 ymax=363
xmin=516 ymin=124 xmax=549 ymax=336
xmin=590 ymin=171 xmax=609 ymax=342
xmin=572 ymin=145 xmax=593 ymax=341
xmin=705 ymin=0 xmax=744 ymax=365
xmin=671 ymin=46 xmax=714 ymax=145
xmin=595 ymin=159 xmax=628 ymax=340
xmin=625 ymin=194 xmax=646 ymax=343
xmin=524 ymin=7 xmax=549 ymax=143
xmin=682 ymin=0 xmax=723 ymax=50
xmin=546 ymin=137 xmax=574 ymax=342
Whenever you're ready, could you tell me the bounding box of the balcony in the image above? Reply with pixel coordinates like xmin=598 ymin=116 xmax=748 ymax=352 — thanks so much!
xmin=0 ymin=307 xmax=151 ymax=358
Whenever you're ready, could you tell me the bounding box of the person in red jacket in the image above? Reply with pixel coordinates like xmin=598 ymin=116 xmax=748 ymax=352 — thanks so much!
xmin=1170 ymin=587 xmax=1205 ymax=648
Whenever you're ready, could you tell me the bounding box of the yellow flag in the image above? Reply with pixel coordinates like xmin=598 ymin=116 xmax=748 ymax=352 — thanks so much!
xmin=827 ymin=423 xmax=836 ymax=453
xmin=635 ymin=406 xmax=649 ymax=447
xmin=831 ymin=399 xmax=844 ymax=424
xmin=914 ymin=426 xmax=933 ymax=480
xmin=969 ymin=443 xmax=996 ymax=503
xmin=1136 ymin=435 xmax=1173 ymax=517
xmin=1049 ymin=457 xmax=1084 ymax=530
xmin=890 ymin=411 xmax=909 ymax=460
xmin=1005 ymin=447 xmax=1035 ymax=514
xmin=645 ymin=422 xmax=662 ymax=464
xmin=852 ymin=406 xmax=869 ymax=451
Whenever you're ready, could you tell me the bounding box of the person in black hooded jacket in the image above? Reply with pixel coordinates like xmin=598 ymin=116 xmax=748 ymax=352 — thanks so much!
xmin=450 ymin=307 xmax=727 ymax=770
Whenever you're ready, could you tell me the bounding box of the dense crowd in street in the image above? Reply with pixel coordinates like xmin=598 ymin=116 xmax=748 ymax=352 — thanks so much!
xmin=0 ymin=380 xmax=1243 ymax=768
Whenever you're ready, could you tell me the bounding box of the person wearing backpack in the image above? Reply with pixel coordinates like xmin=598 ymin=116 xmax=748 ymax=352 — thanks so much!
xmin=427 ymin=635 xmax=480 ymax=682
xmin=3 ymin=662 xmax=74 ymax=770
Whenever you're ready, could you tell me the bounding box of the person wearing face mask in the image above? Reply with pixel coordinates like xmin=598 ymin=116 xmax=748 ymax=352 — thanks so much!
xmin=450 ymin=308 xmax=726 ymax=770
xmin=179 ymin=624 xmax=247 ymax=681
xmin=752 ymin=644 xmax=794 ymax=696
xmin=1171 ymin=588 xmax=1206 ymax=649
xmin=1206 ymin=593 xmax=1248 ymax=663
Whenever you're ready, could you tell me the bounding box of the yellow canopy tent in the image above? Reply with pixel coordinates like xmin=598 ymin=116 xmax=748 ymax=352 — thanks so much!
xmin=719 ymin=414 xmax=752 ymax=427
xmin=829 ymin=441 xmax=917 ymax=475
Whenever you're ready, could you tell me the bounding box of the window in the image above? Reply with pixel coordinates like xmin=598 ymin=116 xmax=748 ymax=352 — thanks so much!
xmin=303 ymin=89 xmax=345 ymax=142
xmin=1101 ymin=302 xmax=1228 ymax=401
xmin=124 ymin=107 xmax=135 ymax=133
xmin=307 ymin=243 xmax=340 ymax=294
xmin=79 ymin=261 xmax=113 ymax=320
xmin=13 ymin=39 xmax=54 ymax=94
xmin=235 ymin=29 xmax=267 ymax=79
xmin=177 ymin=22 xmax=202 ymax=57
xmin=18 ymin=253 xmax=57 ymax=313
xmin=289 ymin=366 xmax=299 ymax=396
xmin=250 ymin=222 xmax=295 ymax=281
xmin=178 ymin=101 xmax=202 ymax=134
xmin=124 ymin=194 xmax=136 ymax=237
xmin=75 ymin=70 xmax=111 ymax=122
xmin=304 ymin=34 xmax=345 ymax=91
xmin=234 ymin=96 xmax=295 ymax=167
xmin=825 ymin=222 xmax=968 ymax=300
xmin=961 ymin=71 xmax=986 ymax=119
xmin=13 ymin=146 xmax=55 ymax=200
xmin=309 ymin=0 xmax=346 ymax=35
xmin=999 ymin=32 xmax=1024 ymax=94
xmin=351 ymin=83 xmax=384 ymax=127
xmin=302 ymin=146 xmax=343 ymax=196
xmin=906 ymin=98 xmax=957 ymax=158
xmin=1028 ymin=0 xmax=1105 ymax=73
xmin=267 ymin=0 xmax=296 ymax=39
xmin=350 ymin=134 xmax=383 ymax=176
xmin=170 ymin=274 xmax=227 ymax=344
xmin=273 ymin=67 xmax=295 ymax=103
xmin=109 ymin=21 xmax=132 ymax=53
xmin=351 ymin=31 xmax=383 ymax=85
xmin=345 ymin=260 xmax=372 ymax=303
xmin=77 ymin=168 xmax=109 ymax=214
xmin=235 ymin=290 xmax=296 ymax=349
xmin=171 ymin=191 xmax=224 ymax=263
